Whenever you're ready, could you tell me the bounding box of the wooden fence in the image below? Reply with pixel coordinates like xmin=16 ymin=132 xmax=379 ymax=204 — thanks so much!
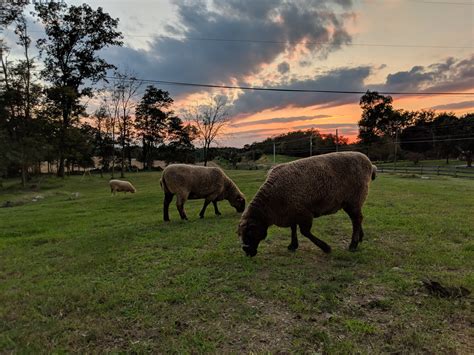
xmin=377 ymin=165 xmax=474 ymax=179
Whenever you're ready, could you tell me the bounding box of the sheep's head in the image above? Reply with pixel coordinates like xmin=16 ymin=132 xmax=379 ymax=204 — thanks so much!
xmin=228 ymin=191 xmax=246 ymax=213
xmin=238 ymin=216 xmax=267 ymax=257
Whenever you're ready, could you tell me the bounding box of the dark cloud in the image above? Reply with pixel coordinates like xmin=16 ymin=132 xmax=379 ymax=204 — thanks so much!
xmin=233 ymin=66 xmax=371 ymax=114
xmin=231 ymin=55 xmax=474 ymax=116
xmin=374 ymin=56 xmax=474 ymax=93
xmin=430 ymin=100 xmax=474 ymax=111
xmin=231 ymin=114 xmax=330 ymax=128
xmin=277 ymin=61 xmax=290 ymax=75
xmin=103 ymin=0 xmax=354 ymax=96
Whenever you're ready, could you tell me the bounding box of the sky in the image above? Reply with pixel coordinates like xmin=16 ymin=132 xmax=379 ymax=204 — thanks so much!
xmin=3 ymin=0 xmax=474 ymax=147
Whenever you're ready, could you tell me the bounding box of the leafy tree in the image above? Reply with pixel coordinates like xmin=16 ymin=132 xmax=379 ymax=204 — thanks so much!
xmin=400 ymin=124 xmax=433 ymax=157
xmin=35 ymin=2 xmax=122 ymax=177
xmin=0 ymin=11 xmax=46 ymax=186
xmin=92 ymin=105 xmax=115 ymax=175
xmin=456 ymin=113 xmax=474 ymax=167
xmin=162 ymin=115 xmax=197 ymax=164
xmin=358 ymin=91 xmax=411 ymax=144
xmin=431 ymin=113 xmax=458 ymax=164
xmin=135 ymin=86 xmax=173 ymax=170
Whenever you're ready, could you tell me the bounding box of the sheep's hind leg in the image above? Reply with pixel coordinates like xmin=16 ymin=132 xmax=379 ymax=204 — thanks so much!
xmin=199 ymin=199 xmax=211 ymax=219
xmin=176 ymin=195 xmax=188 ymax=220
xmin=344 ymin=207 xmax=363 ymax=251
xmin=212 ymin=201 xmax=221 ymax=216
xmin=288 ymin=224 xmax=299 ymax=251
xmin=299 ymin=221 xmax=331 ymax=254
xmin=163 ymin=192 xmax=174 ymax=222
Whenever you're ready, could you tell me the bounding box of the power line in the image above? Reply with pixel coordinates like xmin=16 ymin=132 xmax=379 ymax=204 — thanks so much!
xmin=122 ymin=34 xmax=474 ymax=50
xmin=20 ymin=30 xmax=473 ymax=50
xmin=405 ymin=0 xmax=474 ymax=5
xmin=104 ymin=76 xmax=474 ymax=96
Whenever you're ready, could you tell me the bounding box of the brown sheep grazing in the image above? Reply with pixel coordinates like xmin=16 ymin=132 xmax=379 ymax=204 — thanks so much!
xmin=238 ymin=152 xmax=377 ymax=257
xmin=160 ymin=164 xmax=245 ymax=221
xmin=109 ymin=179 xmax=136 ymax=195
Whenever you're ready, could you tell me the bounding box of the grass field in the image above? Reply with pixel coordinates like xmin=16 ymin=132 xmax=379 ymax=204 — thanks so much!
xmin=1 ymin=171 xmax=473 ymax=353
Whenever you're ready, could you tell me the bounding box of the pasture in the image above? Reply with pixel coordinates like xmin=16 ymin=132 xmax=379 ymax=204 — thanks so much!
xmin=0 ymin=171 xmax=473 ymax=353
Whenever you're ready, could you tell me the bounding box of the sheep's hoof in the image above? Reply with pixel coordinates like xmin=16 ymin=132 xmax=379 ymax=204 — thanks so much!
xmin=287 ymin=244 xmax=298 ymax=252
xmin=349 ymin=243 xmax=358 ymax=252
xmin=199 ymin=214 xmax=204 ymax=219
xmin=164 ymin=218 xmax=170 ymax=222
xmin=322 ymin=244 xmax=332 ymax=254
xmin=215 ymin=212 xmax=221 ymax=216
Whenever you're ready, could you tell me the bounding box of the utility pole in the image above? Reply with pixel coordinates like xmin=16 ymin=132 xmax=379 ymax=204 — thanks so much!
xmin=273 ymin=139 xmax=276 ymax=164
xmin=335 ymin=129 xmax=339 ymax=152
xmin=394 ymin=130 xmax=399 ymax=169
xmin=309 ymin=133 xmax=313 ymax=156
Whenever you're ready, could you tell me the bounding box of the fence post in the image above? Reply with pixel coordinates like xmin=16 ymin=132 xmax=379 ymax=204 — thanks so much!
xmin=437 ymin=166 xmax=440 ymax=176
xmin=454 ymin=167 xmax=457 ymax=178
xmin=421 ymin=165 xmax=423 ymax=175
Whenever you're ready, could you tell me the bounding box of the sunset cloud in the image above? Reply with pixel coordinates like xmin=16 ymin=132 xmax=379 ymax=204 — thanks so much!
xmin=104 ymin=0 xmax=354 ymax=97
xmin=430 ymin=100 xmax=474 ymax=111
xmin=230 ymin=114 xmax=331 ymax=128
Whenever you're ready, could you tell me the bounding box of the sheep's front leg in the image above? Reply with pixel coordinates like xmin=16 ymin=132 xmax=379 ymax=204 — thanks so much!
xmin=299 ymin=221 xmax=331 ymax=254
xmin=163 ymin=192 xmax=174 ymax=222
xmin=176 ymin=195 xmax=188 ymax=220
xmin=212 ymin=201 xmax=221 ymax=216
xmin=288 ymin=224 xmax=299 ymax=251
xmin=199 ymin=199 xmax=211 ymax=219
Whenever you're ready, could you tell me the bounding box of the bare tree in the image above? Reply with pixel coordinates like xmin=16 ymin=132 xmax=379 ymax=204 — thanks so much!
xmin=100 ymin=86 xmax=120 ymax=178
xmin=100 ymin=70 xmax=141 ymax=178
xmin=184 ymin=96 xmax=231 ymax=166
xmin=113 ymin=71 xmax=142 ymax=177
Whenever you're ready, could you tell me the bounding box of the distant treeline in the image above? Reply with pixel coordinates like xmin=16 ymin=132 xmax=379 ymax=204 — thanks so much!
xmin=210 ymin=92 xmax=474 ymax=167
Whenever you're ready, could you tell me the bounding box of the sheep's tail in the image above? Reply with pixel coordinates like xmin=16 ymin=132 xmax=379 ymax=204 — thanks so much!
xmin=160 ymin=175 xmax=169 ymax=193
xmin=371 ymin=165 xmax=377 ymax=180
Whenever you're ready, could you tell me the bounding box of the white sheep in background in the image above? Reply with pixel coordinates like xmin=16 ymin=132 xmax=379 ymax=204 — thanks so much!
xmin=109 ymin=179 xmax=136 ymax=195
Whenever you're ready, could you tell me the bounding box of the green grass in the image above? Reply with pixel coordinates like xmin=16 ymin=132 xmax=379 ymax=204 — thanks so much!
xmin=1 ymin=172 xmax=473 ymax=353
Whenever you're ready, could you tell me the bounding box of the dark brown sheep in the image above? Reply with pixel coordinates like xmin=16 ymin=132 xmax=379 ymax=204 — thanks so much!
xmin=238 ymin=152 xmax=377 ymax=257
xmin=160 ymin=164 xmax=245 ymax=221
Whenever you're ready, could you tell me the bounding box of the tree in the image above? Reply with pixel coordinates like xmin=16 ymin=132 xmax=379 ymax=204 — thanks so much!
xmin=456 ymin=113 xmax=474 ymax=167
xmin=358 ymin=91 xmax=412 ymax=161
xmin=162 ymin=115 xmax=197 ymax=164
xmin=184 ymin=96 xmax=231 ymax=166
xmin=358 ymin=91 xmax=394 ymax=145
xmin=35 ymin=2 xmax=122 ymax=177
xmin=400 ymin=125 xmax=433 ymax=162
xmin=91 ymin=105 xmax=115 ymax=176
xmin=135 ymin=86 xmax=173 ymax=170
xmin=431 ymin=113 xmax=458 ymax=164
xmin=0 ymin=11 xmax=45 ymax=186
xmin=111 ymin=71 xmax=142 ymax=177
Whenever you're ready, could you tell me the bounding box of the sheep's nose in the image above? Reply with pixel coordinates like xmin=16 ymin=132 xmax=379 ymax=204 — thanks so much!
xmin=242 ymin=246 xmax=257 ymax=257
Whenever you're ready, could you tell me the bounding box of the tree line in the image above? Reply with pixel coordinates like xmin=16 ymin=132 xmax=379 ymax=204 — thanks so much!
xmin=1 ymin=2 xmax=230 ymax=186
xmin=357 ymin=91 xmax=474 ymax=166
xmin=222 ymin=91 xmax=473 ymax=167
